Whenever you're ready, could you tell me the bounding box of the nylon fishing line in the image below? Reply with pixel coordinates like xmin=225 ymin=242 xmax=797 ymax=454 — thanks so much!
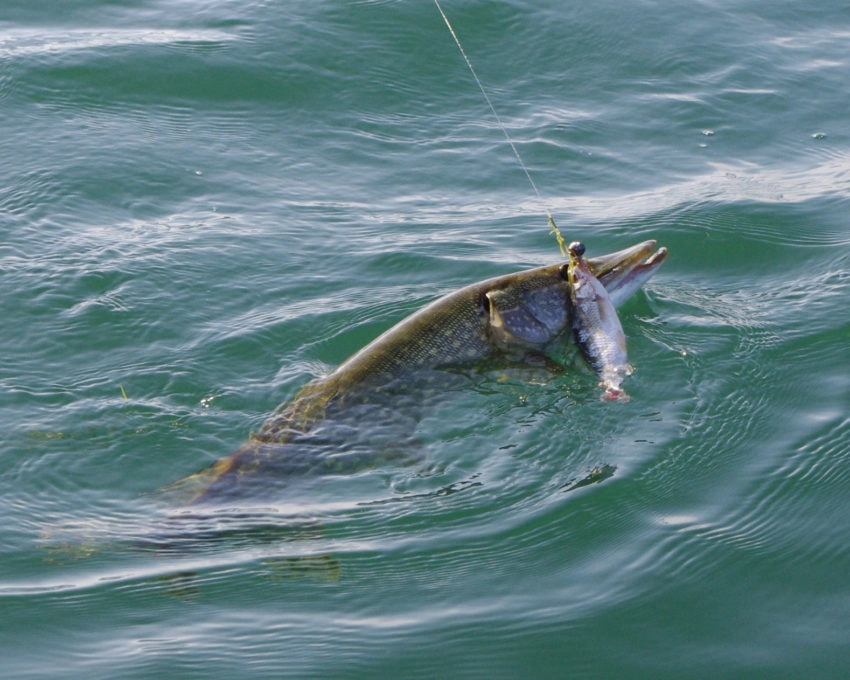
xmin=433 ymin=0 xmax=567 ymax=255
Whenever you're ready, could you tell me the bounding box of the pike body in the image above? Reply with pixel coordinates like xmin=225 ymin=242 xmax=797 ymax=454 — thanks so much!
xmin=160 ymin=241 xmax=666 ymax=504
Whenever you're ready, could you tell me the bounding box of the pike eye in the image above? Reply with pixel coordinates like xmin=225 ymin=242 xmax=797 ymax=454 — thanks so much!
xmin=558 ymin=263 xmax=570 ymax=280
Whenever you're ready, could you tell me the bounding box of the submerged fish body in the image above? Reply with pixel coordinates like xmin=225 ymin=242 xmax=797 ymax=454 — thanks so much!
xmin=567 ymin=241 xmax=633 ymax=401
xmin=161 ymin=241 xmax=666 ymax=504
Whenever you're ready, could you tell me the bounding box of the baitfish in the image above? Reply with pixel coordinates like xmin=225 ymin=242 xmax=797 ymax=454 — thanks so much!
xmin=160 ymin=240 xmax=666 ymax=504
xmin=566 ymin=241 xmax=633 ymax=402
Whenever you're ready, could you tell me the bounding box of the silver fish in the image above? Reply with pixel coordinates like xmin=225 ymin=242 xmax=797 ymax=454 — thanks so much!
xmin=566 ymin=241 xmax=633 ymax=402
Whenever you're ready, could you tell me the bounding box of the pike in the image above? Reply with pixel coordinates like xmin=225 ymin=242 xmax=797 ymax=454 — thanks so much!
xmin=159 ymin=240 xmax=666 ymax=505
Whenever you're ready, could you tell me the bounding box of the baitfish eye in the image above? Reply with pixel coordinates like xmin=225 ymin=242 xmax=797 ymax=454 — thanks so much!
xmin=568 ymin=241 xmax=586 ymax=258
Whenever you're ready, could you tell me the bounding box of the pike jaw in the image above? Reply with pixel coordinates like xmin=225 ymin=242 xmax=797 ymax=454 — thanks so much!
xmin=585 ymin=240 xmax=668 ymax=308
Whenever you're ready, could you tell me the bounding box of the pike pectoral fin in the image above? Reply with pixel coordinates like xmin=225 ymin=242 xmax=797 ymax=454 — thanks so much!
xmin=493 ymin=354 xmax=565 ymax=385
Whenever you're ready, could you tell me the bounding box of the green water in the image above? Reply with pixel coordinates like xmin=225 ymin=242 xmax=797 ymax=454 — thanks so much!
xmin=2 ymin=1 xmax=849 ymax=678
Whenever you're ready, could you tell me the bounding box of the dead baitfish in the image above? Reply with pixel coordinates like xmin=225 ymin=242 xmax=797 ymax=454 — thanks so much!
xmin=566 ymin=241 xmax=633 ymax=402
xmin=160 ymin=240 xmax=667 ymax=505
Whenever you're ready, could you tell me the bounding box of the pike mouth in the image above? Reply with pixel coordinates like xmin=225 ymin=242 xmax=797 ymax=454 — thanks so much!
xmin=585 ymin=240 xmax=668 ymax=308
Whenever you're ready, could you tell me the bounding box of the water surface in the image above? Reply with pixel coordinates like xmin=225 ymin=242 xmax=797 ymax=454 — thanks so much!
xmin=2 ymin=1 xmax=849 ymax=678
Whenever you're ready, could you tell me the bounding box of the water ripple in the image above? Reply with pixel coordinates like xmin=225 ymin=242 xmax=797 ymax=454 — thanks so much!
xmin=0 ymin=27 xmax=233 ymax=60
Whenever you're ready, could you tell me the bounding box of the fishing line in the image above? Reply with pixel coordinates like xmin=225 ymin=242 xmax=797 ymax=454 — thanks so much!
xmin=433 ymin=0 xmax=566 ymax=255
